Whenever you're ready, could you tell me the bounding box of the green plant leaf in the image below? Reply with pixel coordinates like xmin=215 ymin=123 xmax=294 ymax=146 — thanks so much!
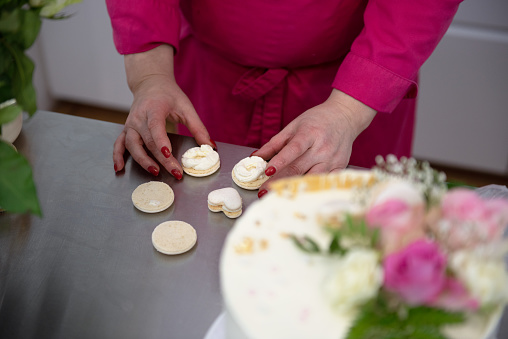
xmin=9 ymin=48 xmax=37 ymax=115
xmin=17 ymin=8 xmax=42 ymax=49
xmin=0 ymin=140 xmax=41 ymax=215
xmin=0 ymin=8 xmax=41 ymax=49
xmin=0 ymin=99 xmax=21 ymax=124
xmin=0 ymin=8 xmax=21 ymax=33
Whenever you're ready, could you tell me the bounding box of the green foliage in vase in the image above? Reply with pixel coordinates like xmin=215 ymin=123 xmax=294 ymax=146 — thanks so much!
xmin=0 ymin=0 xmax=80 ymax=215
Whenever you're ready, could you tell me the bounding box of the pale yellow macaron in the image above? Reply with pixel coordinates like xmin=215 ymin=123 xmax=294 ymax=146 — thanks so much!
xmin=181 ymin=144 xmax=220 ymax=177
xmin=208 ymin=187 xmax=243 ymax=218
xmin=152 ymin=221 xmax=197 ymax=255
xmin=131 ymin=181 xmax=174 ymax=213
xmin=232 ymin=156 xmax=270 ymax=190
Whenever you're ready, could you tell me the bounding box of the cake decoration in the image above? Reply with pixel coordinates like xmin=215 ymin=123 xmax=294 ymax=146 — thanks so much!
xmin=220 ymin=155 xmax=508 ymax=339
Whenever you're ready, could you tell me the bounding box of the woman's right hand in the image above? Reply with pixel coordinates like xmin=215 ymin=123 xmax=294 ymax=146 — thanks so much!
xmin=113 ymin=45 xmax=213 ymax=179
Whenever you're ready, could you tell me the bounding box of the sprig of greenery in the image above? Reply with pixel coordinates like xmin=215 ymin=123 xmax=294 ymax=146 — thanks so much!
xmin=346 ymin=294 xmax=465 ymax=339
xmin=289 ymin=234 xmax=321 ymax=254
xmin=326 ymin=215 xmax=379 ymax=255
xmin=290 ymin=214 xmax=380 ymax=256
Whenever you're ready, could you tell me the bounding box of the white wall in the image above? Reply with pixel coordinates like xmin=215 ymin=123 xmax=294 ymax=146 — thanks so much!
xmin=32 ymin=0 xmax=508 ymax=175
xmin=413 ymin=0 xmax=508 ymax=175
xmin=36 ymin=1 xmax=132 ymax=111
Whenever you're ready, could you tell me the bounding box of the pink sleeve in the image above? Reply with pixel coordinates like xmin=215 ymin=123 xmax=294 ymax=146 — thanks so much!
xmin=333 ymin=0 xmax=463 ymax=113
xmin=106 ymin=0 xmax=181 ymax=55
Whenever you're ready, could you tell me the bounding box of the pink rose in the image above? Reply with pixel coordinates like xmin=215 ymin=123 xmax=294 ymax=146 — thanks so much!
xmin=383 ymin=240 xmax=447 ymax=305
xmin=366 ymin=199 xmax=426 ymax=254
xmin=432 ymin=188 xmax=508 ymax=250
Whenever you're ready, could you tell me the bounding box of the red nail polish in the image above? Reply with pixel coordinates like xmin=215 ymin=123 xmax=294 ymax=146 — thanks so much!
xmin=250 ymin=150 xmax=258 ymax=157
xmin=171 ymin=169 xmax=183 ymax=180
xmin=161 ymin=146 xmax=171 ymax=158
xmin=258 ymin=189 xmax=268 ymax=199
xmin=265 ymin=166 xmax=276 ymax=176
xmin=114 ymin=164 xmax=118 ymax=172
xmin=148 ymin=166 xmax=159 ymax=176
xmin=210 ymin=140 xmax=217 ymax=150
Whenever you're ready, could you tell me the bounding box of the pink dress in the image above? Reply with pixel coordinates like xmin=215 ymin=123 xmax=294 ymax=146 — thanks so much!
xmin=106 ymin=0 xmax=462 ymax=168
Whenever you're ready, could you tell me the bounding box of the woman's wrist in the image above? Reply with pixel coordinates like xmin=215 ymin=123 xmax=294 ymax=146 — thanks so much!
xmin=327 ymin=89 xmax=377 ymax=138
xmin=124 ymin=44 xmax=176 ymax=93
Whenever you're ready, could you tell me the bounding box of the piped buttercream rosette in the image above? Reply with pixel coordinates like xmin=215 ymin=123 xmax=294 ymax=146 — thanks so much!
xmin=181 ymin=144 xmax=220 ymax=177
xmin=232 ymin=156 xmax=270 ymax=190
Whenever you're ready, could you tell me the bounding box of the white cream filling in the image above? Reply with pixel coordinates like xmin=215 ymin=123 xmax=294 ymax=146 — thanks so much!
xmin=181 ymin=144 xmax=219 ymax=171
xmin=233 ymin=156 xmax=267 ymax=183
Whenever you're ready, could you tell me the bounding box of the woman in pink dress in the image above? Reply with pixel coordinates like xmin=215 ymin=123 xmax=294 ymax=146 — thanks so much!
xmin=107 ymin=0 xmax=462 ymax=197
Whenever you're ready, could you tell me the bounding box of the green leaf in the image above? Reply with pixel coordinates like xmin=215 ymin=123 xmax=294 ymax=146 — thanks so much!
xmin=17 ymin=9 xmax=42 ymax=49
xmin=289 ymin=234 xmax=321 ymax=253
xmin=0 ymin=8 xmax=42 ymax=50
xmin=0 ymin=99 xmax=22 ymax=124
xmin=0 ymin=43 xmax=14 ymax=76
xmin=328 ymin=232 xmax=342 ymax=254
xmin=0 ymin=140 xmax=41 ymax=215
xmin=9 ymin=48 xmax=37 ymax=115
xmin=346 ymin=296 xmax=464 ymax=339
xmin=0 ymin=8 xmax=21 ymax=33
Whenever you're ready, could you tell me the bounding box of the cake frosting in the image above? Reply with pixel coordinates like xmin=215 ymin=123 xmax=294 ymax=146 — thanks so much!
xmin=181 ymin=144 xmax=219 ymax=171
xmin=220 ymin=168 xmax=507 ymax=339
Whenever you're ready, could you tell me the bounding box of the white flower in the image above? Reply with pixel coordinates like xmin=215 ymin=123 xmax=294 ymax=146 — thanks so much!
xmin=449 ymin=251 xmax=508 ymax=307
xmin=32 ymin=0 xmax=81 ymax=18
xmin=322 ymin=249 xmax=383 ymax=314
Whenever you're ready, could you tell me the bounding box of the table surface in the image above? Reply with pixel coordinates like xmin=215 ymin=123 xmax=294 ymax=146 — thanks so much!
xmin=0 ymin=111 xmax=260 ymax=339
xmin=1 ymin=111 xmax=508 ymax=339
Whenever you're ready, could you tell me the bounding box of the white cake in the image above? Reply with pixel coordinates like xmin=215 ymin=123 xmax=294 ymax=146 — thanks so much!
xmin=220 ymin=168 xmax=507 ymax=339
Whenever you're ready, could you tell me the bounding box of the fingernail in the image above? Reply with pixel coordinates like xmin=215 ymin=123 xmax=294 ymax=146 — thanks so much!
xmin=114 ymin=163 xmax=118 ymax=172
xmin=250 ymin=150 xmax=258 ymax=157
xmin=265 ymin=166 xmax=276 ymax=176
xmin=171 ymin=169 xmax=183 ymax=180
xmin=161 ymin=146 xmax=171 ymax=158
xmin=210 ymin=139 xmax=217 ymax=150
xmin=148 ymin=166 xmax=159 ymax=176
xmin=258 ymin=189 xmax=268 ymax=199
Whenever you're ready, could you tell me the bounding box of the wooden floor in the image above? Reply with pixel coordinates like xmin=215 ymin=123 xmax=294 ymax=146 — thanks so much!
xmin=52 ymin=100 xmax=508 ymax=188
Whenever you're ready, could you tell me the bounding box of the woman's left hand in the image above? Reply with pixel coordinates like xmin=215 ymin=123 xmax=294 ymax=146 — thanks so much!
xmin=254 ymin=89 xmax=377 ymax=197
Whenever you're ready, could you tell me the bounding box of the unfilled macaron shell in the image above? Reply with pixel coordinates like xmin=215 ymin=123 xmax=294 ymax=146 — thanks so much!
xmin=132 ymin=181 xmax=174 ymax=213
xmin=152 ymin=221 xmax=197 ymax=255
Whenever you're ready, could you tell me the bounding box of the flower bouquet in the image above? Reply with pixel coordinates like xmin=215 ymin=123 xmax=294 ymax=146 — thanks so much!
xmin=291 ymin=156 xmax=508 ymax=339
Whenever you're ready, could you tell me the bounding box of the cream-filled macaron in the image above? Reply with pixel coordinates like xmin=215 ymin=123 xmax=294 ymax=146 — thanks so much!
xmin=131 ymin=181 xmax=174 ymax=213
xmin=232 ymin=156 xmax=270 ymax=190
xmin=181 ymin=144 xmax=220 ymax=177
xmin=208 ymin=187 xmax=243 ymax=218
xmin=152 ymin=220 xmax=197 ymax=255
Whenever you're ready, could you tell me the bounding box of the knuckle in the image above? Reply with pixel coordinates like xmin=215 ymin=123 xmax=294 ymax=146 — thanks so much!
xmin=145 ymin=138 xmax=156 ymax=151
xmin=286 ymin=163 xmax=304 ymax=176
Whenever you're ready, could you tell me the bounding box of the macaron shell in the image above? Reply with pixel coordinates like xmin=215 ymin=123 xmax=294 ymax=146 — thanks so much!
xmin=152 ymin=221 xmax=197 ymax=255
xmin=132 ymin=181 xmax=175 ymax=213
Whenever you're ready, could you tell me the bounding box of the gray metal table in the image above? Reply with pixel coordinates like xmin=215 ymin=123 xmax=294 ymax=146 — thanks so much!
xmin=1 ymin=111 xmax=508 ymax=339
xmin=0 ymin=111 xmax=259 ymax=339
